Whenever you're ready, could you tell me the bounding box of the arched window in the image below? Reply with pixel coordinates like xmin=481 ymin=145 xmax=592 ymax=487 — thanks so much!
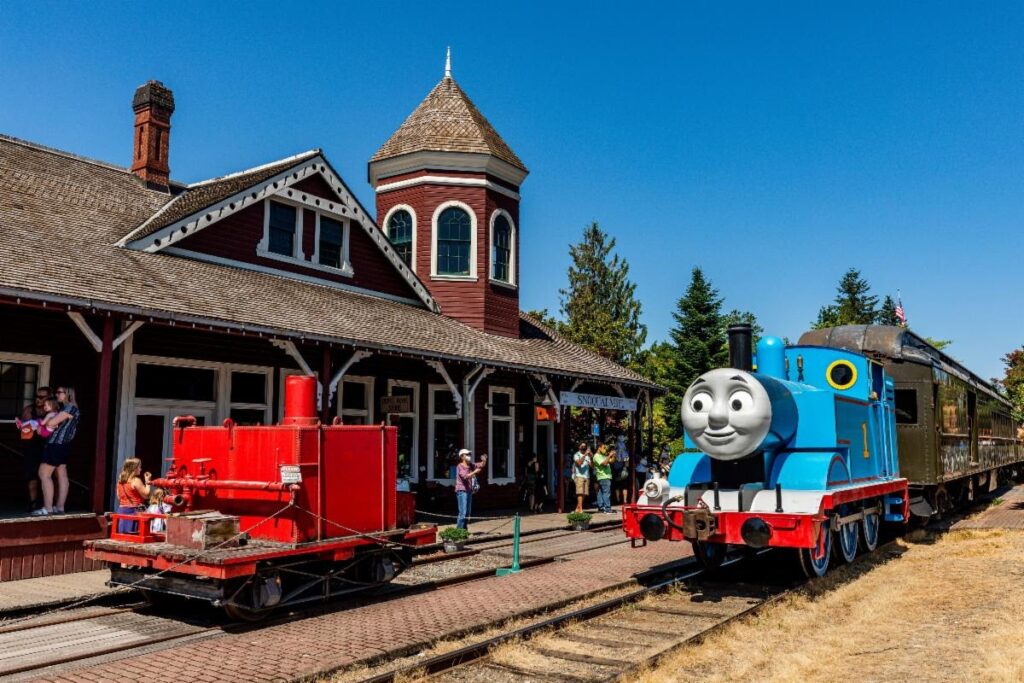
xmin=387 ymin=209 xmax=414 ymax=267
xmin=491 ymin=213 xmax=513 ymax=283
xmin=435 ymin=206 xmax=473 ymax=276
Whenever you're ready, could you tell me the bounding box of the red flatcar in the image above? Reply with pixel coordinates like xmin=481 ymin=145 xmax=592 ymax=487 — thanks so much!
xmin=85 ymin=375 xmax=436 ymax=619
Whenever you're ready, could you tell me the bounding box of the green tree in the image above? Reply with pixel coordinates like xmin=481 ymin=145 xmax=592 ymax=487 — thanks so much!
xmin=559 ymin=222 xmax=647 ymax=367
xmin=813 ymin=268 xmax=880 ymax=328
xmin=723 ymin=309 xmax=764 ymax=344
xmin=999 ymin=347 xmax=1024 ymax=425
xmin=877 ymin=295 xmax=901 ymax=326
xmin=924 ymin=336 xmax=952 ymax=351
xmin=524 ymin=308 xmax=560 ymax=331
xmin=662 ymin=268 xmax=729 ymax=437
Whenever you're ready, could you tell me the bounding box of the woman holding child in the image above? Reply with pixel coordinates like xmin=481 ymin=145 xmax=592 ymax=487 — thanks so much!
xmin=31 ymin=386 xmax=80 ymax=516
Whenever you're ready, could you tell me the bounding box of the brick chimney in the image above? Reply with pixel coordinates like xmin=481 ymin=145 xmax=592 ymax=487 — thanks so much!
xmin=131 ymin=80 xmax=174 ymax=188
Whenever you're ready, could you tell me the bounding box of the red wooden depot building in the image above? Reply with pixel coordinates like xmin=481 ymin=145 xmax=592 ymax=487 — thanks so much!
xmin=0 ymin=64 xmax=658 ymax=579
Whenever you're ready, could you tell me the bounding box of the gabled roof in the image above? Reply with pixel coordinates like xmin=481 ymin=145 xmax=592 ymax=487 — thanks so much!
xmin=120 ymin=150 xmax=321 ymax=243
xmin=371 ymin=76 xmax=527 ymax=172
xmin=0 ymin=134 xmax=657 ymax=391
xmin=117 ymin=150 xmax=440 ymax=312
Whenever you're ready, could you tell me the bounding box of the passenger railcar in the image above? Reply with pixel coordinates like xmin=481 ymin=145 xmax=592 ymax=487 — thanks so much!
xmin=623 ymin=325 xmax=910 ymax=577
xmin=85 ymin=375 xmax=436 ymax=619
xmin=799 ymin=326 xmax=1022 ymax=516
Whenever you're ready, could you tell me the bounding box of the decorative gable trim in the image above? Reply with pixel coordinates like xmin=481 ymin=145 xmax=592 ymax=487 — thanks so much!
xmin=121 ymin=153 xmax=440 ymax=313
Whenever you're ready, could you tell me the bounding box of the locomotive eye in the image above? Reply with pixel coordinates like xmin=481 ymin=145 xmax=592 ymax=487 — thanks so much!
xmin=729 ymin=390 xmax=754 ymax=412
xmin=690 ymin=392 xmax=712 ymax=413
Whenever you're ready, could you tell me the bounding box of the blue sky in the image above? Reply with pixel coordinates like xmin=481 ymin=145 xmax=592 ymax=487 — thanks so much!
xmin=1 ymin=2 xmax=1021 ymax=380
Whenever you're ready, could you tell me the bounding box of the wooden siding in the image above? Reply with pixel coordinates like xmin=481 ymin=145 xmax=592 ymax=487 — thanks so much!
xmin=173 ymin=176 xmax=420 ymax=301
xmin=376 ymin=175 xmax=521 ymax=337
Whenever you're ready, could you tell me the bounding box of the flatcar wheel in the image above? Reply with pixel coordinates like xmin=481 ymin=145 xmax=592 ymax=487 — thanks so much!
xmin=861 ymin=507 xmax=880 ymax=552
xmin=837 ymin=518 xmax=859 ymax=564
xmin=798 ymin=522 xmax=832 ymax=578
xmin=691 ymin=541 xmax=726 ymax=571
xmin=223 ymin=602 xmax=271 ymax=622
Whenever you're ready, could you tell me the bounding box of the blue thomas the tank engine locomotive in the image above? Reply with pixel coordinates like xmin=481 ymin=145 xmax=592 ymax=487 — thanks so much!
xmin=622 ymin=325 xmax=910 ymax=577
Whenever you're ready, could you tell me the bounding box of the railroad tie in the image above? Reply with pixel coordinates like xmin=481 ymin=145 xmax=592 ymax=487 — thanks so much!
xmin=636 ymin=604 xmax=738 ymax=619
xmin=558 ymin=632 xmax=630 ymax=648
xmin=484 ymin=661 xmax=593 ymax=683
xmin=529 ymin=646 xmax=625 ymax=669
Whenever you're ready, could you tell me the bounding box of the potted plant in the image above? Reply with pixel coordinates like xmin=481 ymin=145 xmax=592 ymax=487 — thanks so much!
xmin=567 ymin=511 xmax=592 ymax=531
xmin=439 ymin=526 xmax=470 ymax=553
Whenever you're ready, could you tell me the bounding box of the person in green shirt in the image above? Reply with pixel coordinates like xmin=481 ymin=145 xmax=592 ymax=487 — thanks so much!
xmin=593 ymin=444 xmax=616 ymax=513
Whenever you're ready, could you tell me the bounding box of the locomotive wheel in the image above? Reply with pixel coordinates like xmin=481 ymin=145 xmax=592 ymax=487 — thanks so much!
xmin=798 ymin=522 xmax=832 ymax=578
xmin=691 ymin=540 xmax=726 ymax=571
xmin=861 ymin=507 xmax=880 ymax=552
xmin=836 ymin=517 xmax=859 ymax=564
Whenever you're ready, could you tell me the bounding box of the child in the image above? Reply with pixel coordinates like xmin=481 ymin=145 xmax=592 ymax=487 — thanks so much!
xmin=15 ymin=398 xmax=60 ymax=438
xmin=147 ymin=487 xmax=171 ymax=533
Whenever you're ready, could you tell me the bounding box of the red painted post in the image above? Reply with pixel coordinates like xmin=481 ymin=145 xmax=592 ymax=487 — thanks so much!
xmin=320 ymin=347 xmax=331 ymax=424
xmin=556 ymin=405 xmax=565 ymax=514
xmin=628 ymin=398 xmax=638 ymax=503
xmin=92 ymin=318 xmax=114 ymax=514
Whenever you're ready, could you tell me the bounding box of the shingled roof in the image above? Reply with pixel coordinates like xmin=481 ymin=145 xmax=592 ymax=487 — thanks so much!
xmin=0 ymin=135 xmax=655 ymax=390
xmin=121 ymin=150 xmax=321 ymax=243
xmin=370 ymin=76 xmax=527 ymax=172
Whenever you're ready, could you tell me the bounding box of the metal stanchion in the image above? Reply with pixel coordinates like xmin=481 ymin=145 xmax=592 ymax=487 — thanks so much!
xmin=496 ymin=514 xmax=522 ymax=576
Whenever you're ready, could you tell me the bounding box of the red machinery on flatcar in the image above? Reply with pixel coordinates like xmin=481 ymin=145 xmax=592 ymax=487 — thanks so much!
xmin=85 ymin=375 xmax=436 ymax=619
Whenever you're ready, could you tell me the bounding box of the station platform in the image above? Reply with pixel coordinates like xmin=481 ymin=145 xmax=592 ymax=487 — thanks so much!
xmin=0 ymin=507 xmax=621 ymax=614
xmin=952 ymin=483 xmax=1024 ymax=531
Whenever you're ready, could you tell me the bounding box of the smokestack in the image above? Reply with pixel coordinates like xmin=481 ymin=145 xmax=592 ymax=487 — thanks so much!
xmin=727 ymin=324 xmax=753 ymax=371
xmin=130 ymin=80 xmax=174 ymax=188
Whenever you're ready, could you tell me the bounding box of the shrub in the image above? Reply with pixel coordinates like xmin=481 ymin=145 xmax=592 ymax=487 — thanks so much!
xmin=439 ymin=526 xmax=470 ymax=542
xmin=567 ymin=511 xmax=592 ymax=524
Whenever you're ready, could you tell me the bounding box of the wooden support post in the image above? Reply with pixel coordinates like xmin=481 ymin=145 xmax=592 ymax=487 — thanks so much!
xmin=628 ymin=398 xmax=638 ymax=503
xmin=320 ymin=347 xmax=331 ymax=424
xmin=556 ymin=404 xmax=566 ymax=514
xmin=92 ymin=318 xmax=114 ymax=514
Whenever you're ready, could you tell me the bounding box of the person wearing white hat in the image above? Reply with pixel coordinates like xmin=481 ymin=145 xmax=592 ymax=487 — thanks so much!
xmin=455 ymin=448 xmax=487 ymax=530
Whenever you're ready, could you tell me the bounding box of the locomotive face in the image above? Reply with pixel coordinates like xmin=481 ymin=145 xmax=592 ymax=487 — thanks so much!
xmin=682 ymin=368 xmax=772 ymax=460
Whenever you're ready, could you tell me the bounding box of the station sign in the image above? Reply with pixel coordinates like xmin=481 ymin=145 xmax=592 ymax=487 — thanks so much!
xmin=380 ymin=395 xmax=412 ymax=414
xmin=559 ymin=391 xmax=637 ymax=412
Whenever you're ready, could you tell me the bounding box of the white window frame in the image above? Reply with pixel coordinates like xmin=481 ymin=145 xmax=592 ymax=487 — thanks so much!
xmin=382 ymin=204 xmax=417 ymax=271
xmin=0 ymin=352 xmax=51 ymax=424
xmin=258 ymin=198 xmax=304 ymax=262
xmin=338 ymin=375 xmax=374 ymax=425
xmin=430 ymin=200 xmax=477 ymax=281
xmin=427 ymin=383 xmax=460 ymax=482
xmin=488 ymin=209 xmax=516 ymax=288
xmin=387 ymin=379 xmax=420 ymax=482
xmin=311 ymin=213 xmax=354 ymax=277
xmin=258 ymin=197 xmax=355 ymax=277
xmin=488 ymin=386 xmax=515 ymax=484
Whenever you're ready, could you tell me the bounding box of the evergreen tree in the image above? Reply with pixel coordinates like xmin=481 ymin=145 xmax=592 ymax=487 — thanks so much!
xmin=723 ymin=309 xmax=764 ymax=344
xmin=813 ymin=268 xmax=879 ymax=328
xmin=877 ymin=295 xmax=901 ymax=325
xmin=559 ymin=222 xmax=647 ymax=367
xmin=999 ymin=347 xmax=1024 ymax=425
xmin=662 ymin=268 xmax=728 ymax=436
xmin=524 ymin=308 xmax=561 ymax=331
xmin=923 ymin=336 xmax=953 ymax=351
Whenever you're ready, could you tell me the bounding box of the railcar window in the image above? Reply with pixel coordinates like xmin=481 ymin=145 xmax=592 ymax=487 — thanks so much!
xmin=894 ymin=389 xmax=918 ymax=425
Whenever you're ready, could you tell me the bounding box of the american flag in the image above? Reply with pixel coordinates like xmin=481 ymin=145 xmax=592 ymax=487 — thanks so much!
xmin=895 ymin=292 xmax=906 ymax=326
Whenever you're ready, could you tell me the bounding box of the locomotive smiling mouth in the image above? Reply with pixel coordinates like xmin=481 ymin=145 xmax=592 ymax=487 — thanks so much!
xmin=703 ymin=429 xmax=736 ymax=442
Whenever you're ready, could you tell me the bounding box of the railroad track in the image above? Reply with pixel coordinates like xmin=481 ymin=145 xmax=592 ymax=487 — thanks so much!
xmin=0 ymin=523 xmax=626 ymax=681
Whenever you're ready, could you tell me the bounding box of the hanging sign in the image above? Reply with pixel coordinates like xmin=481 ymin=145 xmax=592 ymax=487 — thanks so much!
xmin=380 ymin=395 xmax=412 ymax=414
xmin=280 ymin=465 xmax=302 ymax=484
xmin=560 ymin=391 xmax=637 ymax=412
xmin=535 ymin=406 xmax=557 ymax=422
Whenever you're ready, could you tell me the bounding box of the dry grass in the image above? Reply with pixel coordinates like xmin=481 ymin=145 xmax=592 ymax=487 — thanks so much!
xmin=626 ymin=528 xmax=1024 ymax=683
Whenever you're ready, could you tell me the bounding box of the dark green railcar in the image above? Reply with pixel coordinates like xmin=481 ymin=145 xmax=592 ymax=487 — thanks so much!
xmin=798 ymin=325 xmax=1022 ymax=515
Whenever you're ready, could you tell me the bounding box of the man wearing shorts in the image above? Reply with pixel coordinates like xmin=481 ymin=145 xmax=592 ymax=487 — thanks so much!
xmin=572 ymin=442 xmax=592 ymax=513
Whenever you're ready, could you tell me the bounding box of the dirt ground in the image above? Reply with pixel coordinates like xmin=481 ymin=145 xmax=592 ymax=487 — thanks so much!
xmin=628 ymin=526 xmax=1024 ymax=683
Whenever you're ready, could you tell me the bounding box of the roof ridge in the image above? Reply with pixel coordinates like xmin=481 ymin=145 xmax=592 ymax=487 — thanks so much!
xmin=0 ymin=133 xmax=188 ymax=191
xmin=187 ymin=149 xmax=322 ymax=188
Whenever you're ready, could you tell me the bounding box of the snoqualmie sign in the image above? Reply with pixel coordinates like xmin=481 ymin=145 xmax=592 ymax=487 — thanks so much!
xmin=559 ymin=391 xmax=637 ymax=412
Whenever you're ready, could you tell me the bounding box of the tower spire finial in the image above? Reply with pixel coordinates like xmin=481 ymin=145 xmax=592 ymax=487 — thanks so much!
xmin=445 ymin=46 xmax=451 ymax=79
